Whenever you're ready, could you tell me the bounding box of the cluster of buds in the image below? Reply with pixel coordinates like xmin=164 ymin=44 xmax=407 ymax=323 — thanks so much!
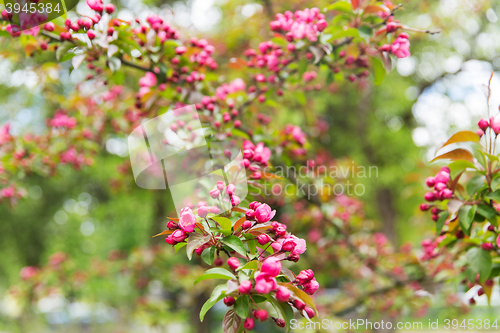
xmin=477 ymin=117 xmax=500 ymax=137
xmin=209 ymin=182 xmax=241 ymax=207
xmin=281 ymin=124 xmax=307 ymax=156
xmin=223 ymin=257 xmax=317 ymax=330
xmin=421 ymin=166 xmax=453 ymax=204
xmin=241 ymin=140 xmax=271 ymax=179
xmin=165 ymin=206 xmax=201 ymax=245
xmin=269 ymin=8 xmax=327 ymax=42
xmin=380 ymin=33 xmax=411 ymax=59
xmin=48 ymin=110 xmax=77 ymax=129
xmin=420 ymin=239 xmax=439 ymax=261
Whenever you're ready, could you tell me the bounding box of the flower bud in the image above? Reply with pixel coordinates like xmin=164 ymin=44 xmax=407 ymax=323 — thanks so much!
xmin=227 ymin=257 xmax=240 ymax=270
xmin=296 ymin=269 xmax=314 ymax=284
xmin=304 ymin=307 xmax=315 ymax=318
xmin=257 ymin=234 xmax=271 ymax=245
xmin=223 ymin=296 xmax=235 ymax=306
xmin=424 ymin=191 xmax=436 ymax=202
xmin=478 ymin=118 xmax=489 ymax=131
xmin=239 ymin=280 xmax=252 ymax=294
xmin=165 ymin=235 xmax=176 ymax=245
xmin=209 ymin=188 xmax=220 ymax=199
xmin=244 ymin=318 xmax=255 ymax=330
xmin=482 ymin=243 xmax=494 ymax=251
xmin=214 ymin=257 xmax=223 ymax=266
xmin=226 ymin=184 xmax=235 ymax=196
xmin=171 ymin=229 xmax=187 ymax=242
xmin=231 ymin=195 xmax=241 ymax=206
xmin=242 ymin=220 xmax=252 ymax=229
xmin=440 ymin=188 xmax=453 ymax=199
xmin=294 ymin=299 xmax=306 ymax=311
xmin=254 ymin=309 xmax=268 ymax=322
xmin=104 ymin=4 xmax=115 ymax=14
xmin=420 ymin=204 xmax=430 ymax=211
xmin=198 ymin=206 xmax=209 ymax=218
xmin=425 ymin=177 xmax=435 ymax=187
xmin=276 ymin=286 xmax=290 ymax=302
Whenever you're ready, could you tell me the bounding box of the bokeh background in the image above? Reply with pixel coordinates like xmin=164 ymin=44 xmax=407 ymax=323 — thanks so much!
xmin=1 ymin=0 xmax=500 ymax=332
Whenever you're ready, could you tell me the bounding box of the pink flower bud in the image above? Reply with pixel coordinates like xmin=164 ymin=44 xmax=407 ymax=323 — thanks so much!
xmin=424 ymin=191 xmax=436 ymax=202
xmin=294 ymin=299 xmax=306 ymax=310
xmin=304 ymin=306 xmax=315 ymax=318
xmin=257 ymin=234 xmax=271 ymax=245
xmin=303 ymin=278 xmax=319 ymax=295
xmin=281 ymin=239 xmax=297 ymax=252
xmin=296 ymin=269 xmax=314 ymax=284
xmin=440 ymin=188 xmax=453 ymax=199
xmin=276 ymin=286 xmax=290 ymax=302
xmin=478 ymin=118 xmax=489 ymax=131
xmin=227 ymin=257 xmax=240 ymax=270
xmin=477 ymin=129 xmax=484 ymax=138
xmin=261 ymin=257 xmax=281 ymax=277
xmin=209 ymin=206 xmax=220 ymax=214
xmin=216 ymin=181 xmax=225 ymax=190
xmin=435 ymin=182 xmax=447 ymax=191
xmin=44 ymin=22 xmax=55 ymax=31
xmin=241 ymin=220 xmax=252 ymax=229
xmin=239 ymin=280 xmax=252 ymax=294
xmin=105 ymin=4 xmax=115 ymax=14
xmin=256 ymin=74 xmax=266 ymax=82
xmin=165 ymin=235 xmax=175 ymax=245
xmin=386 ymin=21 xmax=398 ymax=33
xmin=482 ymin=243 xmax=494 ymax=251
xmin=249 ymin=201 xmax=260 ymax=210
xmin=255 ymin=204 xmax=276 ymax=223
xmin=245 ymin=209 xmax=256 ymax=219
xmin=244 ymin=318 xmax=255 ymax=330
xmin=420 ymin=204 xmax=430 ymax=211
xmin=243 ymin=149 xmax=254 ymax=159
xmin=224 ymin=149 xmax=232 ymax=158
xmin=434 ymin=171 xmax=450 ymax=184
xmin=425 ymin=177 xmax=435 ymax=187
xmin=167 ymin=221 xmax=177 ymax=229
xmin=171 ymin=229 xmax=187 ymax=242
xmin=209 ymin=189 xmax=220 ymax=199
xmin=223 ymin=296 xmax=235 ymax=306
xmin=254 ymin=309 xmax=268 ymax=322
xmin=491 ymin=117 xmax=500 ymax=135
xmin=316 ymin=19 xmax=327 ymax=31
xmin=198 ymin=206 xmax=209 ymax=218
xmin=226 ymin=184 xmax=235 ymax=196
xmin=87 ymin=30 xmax=96 ymax=40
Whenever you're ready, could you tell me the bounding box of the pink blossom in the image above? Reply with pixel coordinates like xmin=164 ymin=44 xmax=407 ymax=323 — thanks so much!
xmin=391 ymin=34 xmax=410 ymax=58
xmin=171 ymin=229 xmax=187 ymax=242
xmin=209 ymin=206 xmax=220 ymax=214
xmin=20 ymin=266 xmax=38 ymax=280
xmin=253 ymin=142 xmax=271 ymax=164
xmin=0 ymin=123 xmax=12 ymax=144
xmin=231 ymin=195 xmax=241 ymax=206
xmin=179 ymin=207 xmax=197 ymax=233
xmin=491 ymin=117 xmax=500 ymax=135
xmin=226 ymin=184 xmax=235 ymax=196
xmin=296 ymin=269 xmax=314 ymax=284
xmin=86 ymin=0 xmax=104 ymax=12
xmin=302 ymin=278 xmax=319 ymax=295
xmin=227 ymin=257 xmax=240 ymax=270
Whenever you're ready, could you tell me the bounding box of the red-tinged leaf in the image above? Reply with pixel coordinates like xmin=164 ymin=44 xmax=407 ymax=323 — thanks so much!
xmin=152 ymin=230 xmax=173 ymax=238
xmin=196 ymin=222 xmax=205 ymax=231
xmin=167 ymin=217 xmax=179 ymax=221
xmin=431 ymin=148 xmax=474 ymax=163
xmin=364 ymin=5 xmax=388 ymax=13
xmin=228 ymin=58 xmax=247 ymax=69
xmin=233 ymin=216 xmax=246 ymax=231
xmin=278 ymin=283 xmax=317 ymax=314
xmin=273 ymin=33 xmax=286 ymax=40
xmin=449 ymin=171 xmax=464 ymax=192
xmin=351 ymin=0 xmax=359 ymax=10
xmin=222 ymin=310 xmax=241 ymax=333
xmin=232 ymin=207 xmax=247 ymax=214
xmin=376 ymin=26 xmax=388 ymax=36
xmin=440 ymin=131 xmax=480 ymax=149
xmin=260 ymin=172 xmax=284 ymax=180
xmin=247 ymin=223 xmax=272 ymax=236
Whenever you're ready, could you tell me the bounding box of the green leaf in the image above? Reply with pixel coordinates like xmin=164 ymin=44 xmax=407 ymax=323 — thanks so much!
xmin=201 ymin=247 xmax=216 ymax=265
xmin=298 ymin=59 xmax=308 ymax=78
xmin=237 ymin=260 xmax=259 ymax=271
xmin=56 ymin=42 xmax=74 ymax=61
xmin=486 ymin=190 xmax=500 ymax=201
xmin=466 ymin=247 xmax=492 ymax=283
xmin=370 ymin=57 xmax=385 ymax=86
xmin=194 ymin=268 xmax=236 ymax=285
xmin=358 ymin=26 xmax=372 ymax=40
xmin=212 ymin=216 xmax=232 ymax=231
xmin=247 ymin=239 xmax=257 ymax=255
xmin=466 ymin=176 xmax=485 ymax=196
xmin=448 ymin=160 xmax=477 ymax=176
xmin=436 ymin=211 xmax=449 ymax=234
xmin=174 ymin=242 xmax=187 ymax=253
xmin=476 ymin=204 xmax=497 ymax=220
xmin=330 ymin=27 xmax=359 ymax=40
xmin=111 ymin=71 xmax=125 ymax=85
xmin=186 ymin=233 xmax=211 ymax=260
xmin=200 ymin=284 xmax=227 ymax=321
xmin=234 ymin=295 xmax=249 ymax=318
xmin=221 ymin=236 xmax=247 ymax=257
xmin=325 ymin=1 xmax=353 ymax=13
xmin=458 ymin=205 xmax=476 ymax=236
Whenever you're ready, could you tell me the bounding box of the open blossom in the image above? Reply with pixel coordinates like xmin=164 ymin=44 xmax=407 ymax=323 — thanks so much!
xmin=391 ymin=33 xmax=410 ymax=58
xmin=179 ymin=207 xmax=197 ymax=232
